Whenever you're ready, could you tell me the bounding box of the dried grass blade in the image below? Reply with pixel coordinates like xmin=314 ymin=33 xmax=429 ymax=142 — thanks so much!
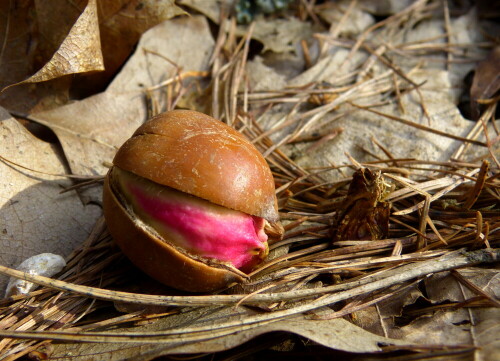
xmin=350 ymin=103 xmax=487 ymax=147
xmin=342 ymin=0 xmax=428 ymax=66
xmin=450 ymin=270 xmax=500 ymax=308
xmin=387 ymin=177 xmax=453 ymax=202
xmin=426 ymin=216 xmax=448 ymax=246
xmin=417 ymin=197 xmax=431 ymax=249
xmin=388 ymin=170 xmax=479 ymax=215
xmin=315 ymin=280 xmax=419 ymax=320
xmin=463 ymin=160 xmax=490 ymax=209
xmin=0 ymin=249 xmax=496 ymax=343
xmin=479 ymin=104 xmax=500 ymax=168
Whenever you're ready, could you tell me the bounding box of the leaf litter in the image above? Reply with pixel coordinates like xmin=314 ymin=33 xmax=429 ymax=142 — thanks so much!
xmin=0 ymin=0 xmax=185 ymax=113
xmin=0 ymin=1 xmax=499 ymax=360
xmin=0 ymin=110 xmax=101 ymax=293
xmin=2 ymin=0 xmax=104 ymax=90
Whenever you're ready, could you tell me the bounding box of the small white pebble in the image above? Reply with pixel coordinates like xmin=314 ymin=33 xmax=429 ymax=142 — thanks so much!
xmin=5 ymin=253 xmax=66 ymax=297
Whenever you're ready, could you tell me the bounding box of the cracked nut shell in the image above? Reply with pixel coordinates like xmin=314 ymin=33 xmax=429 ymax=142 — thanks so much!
xmin=103 ymin=110 xmax=280 ymax=292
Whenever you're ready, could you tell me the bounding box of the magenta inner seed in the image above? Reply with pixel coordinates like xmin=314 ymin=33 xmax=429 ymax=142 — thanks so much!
xmin=127 ymin=183 xmax=268 ymax=270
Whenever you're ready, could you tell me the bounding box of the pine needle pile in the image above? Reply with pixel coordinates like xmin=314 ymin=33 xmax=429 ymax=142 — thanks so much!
xmin=0 ymin=1 xmax=498 ymax=360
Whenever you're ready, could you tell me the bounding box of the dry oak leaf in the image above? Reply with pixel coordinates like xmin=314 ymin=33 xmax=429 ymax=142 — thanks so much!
xmin=0 ymin=0 xmax=73 ymax=114
xmin=3 ymin=0 xmax=103 ymax=90
xmin=181 ymin=0 xmax=312 ymax=54
xmin=0 ymin=108 xmax=101 ymax=291
xmin=470 ymin=46 xmax=500 ymax=120
xmin=178 ymin=0 xmax=231 ymax=23
xmin=237 ymin=16 xmax=313 ymax=53
xmin=74 ymin=0 xmax=187 ymax=95
xmin=50 ymin=308 xmax=407 ymax=360
xmin=375 ymin=270 xmax=499 ymax=361
xmin=0 ymin=0 xmax=186 ymax=113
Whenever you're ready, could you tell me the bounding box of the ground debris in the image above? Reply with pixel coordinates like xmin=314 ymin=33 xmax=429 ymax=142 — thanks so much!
xmin=331 ymin=168 xmax=391 ymax=242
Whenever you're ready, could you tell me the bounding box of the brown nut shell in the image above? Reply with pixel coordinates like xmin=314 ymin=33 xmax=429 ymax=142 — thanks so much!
xmin=103 ymin=175 xmax=246 ymax=292
xmin=112 ymin=110 xmax=279 ymax=222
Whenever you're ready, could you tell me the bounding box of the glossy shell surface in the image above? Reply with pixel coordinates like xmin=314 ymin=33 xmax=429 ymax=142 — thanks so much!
xmin=103 ymin=110 xmax=279 ymax=292
xmin=112 ymin=110 xmax=279 ymax=222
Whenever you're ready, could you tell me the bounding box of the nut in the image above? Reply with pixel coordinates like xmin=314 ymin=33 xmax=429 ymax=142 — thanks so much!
xmin=103 ymin=110 xmax=282 ymax=292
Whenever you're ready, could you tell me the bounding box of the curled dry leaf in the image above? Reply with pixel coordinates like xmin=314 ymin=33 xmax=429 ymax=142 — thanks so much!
xmin=351 ymin=268 xmax=500 ymax=361
xmin=0 ymin=0 xmax=185 ymax=113
xmin=0 ymin=108 xmax=100 ymax=291
xmin=177 ymin=0 xmax=228 ymax=24
xmin=236 ymin=17 xmax=313 ymax=53
xmin=470 ymin=46 xmax=500 ymax=120
xmin=331 ymin=168 xmax=391 ymax=242
xmin=49 ymin=307 xmax=406 ymax=360
xmin=3 ymin=0 xmax=104 ymax=90
xmin=75 ymin=0 xmax=187 ymax=95
xmin=0 ymin=1 xmax=70 ymax=114
xmin=400 ymin=274 xmax=500 ymax=361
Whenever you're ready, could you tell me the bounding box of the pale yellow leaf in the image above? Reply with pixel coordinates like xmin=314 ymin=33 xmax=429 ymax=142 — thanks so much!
xmin=236 ymin=17 xmax=313 ymax=53
xmin=9 ymin=0 xmax=104 ymax=87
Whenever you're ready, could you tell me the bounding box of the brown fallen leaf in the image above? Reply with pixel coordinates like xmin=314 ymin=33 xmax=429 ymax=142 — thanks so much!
xmin=48 ymin=308 xmax=407 ymax=360
xmin=353 ymin=268 xmax=500 ymax=361
xmin=181 ymin=1 xmax=313 ymax=53
xmin=0 ymin=1 xmax=71 ymax=114
xmin=236 ymin=16 xmax=314 ymax=53
xmin=178 ymin=0 xmax=227 ymax=23
xmin=331 ymin=168 xmax=391 ymax=242
xmin=351 ymin=283 xmax=424 ymax=339
xmin=470 ymin=46 xmax=500 ymax=120
xmin=3 ymin=0 xmax=104 ymax=90
xmin=0 ymin=0 xmax=185 ymax=113
xmin=0 ymin=108 xmax=100 ymax=291
xmin=74 ymin=0 xmax=186 ymax=96
xmin=425 ymin=268 xmax=499 ymax=307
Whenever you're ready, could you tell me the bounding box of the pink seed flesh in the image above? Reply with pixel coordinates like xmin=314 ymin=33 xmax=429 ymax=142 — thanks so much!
xmin=126 ymin=182 xmax=268 ymax=270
